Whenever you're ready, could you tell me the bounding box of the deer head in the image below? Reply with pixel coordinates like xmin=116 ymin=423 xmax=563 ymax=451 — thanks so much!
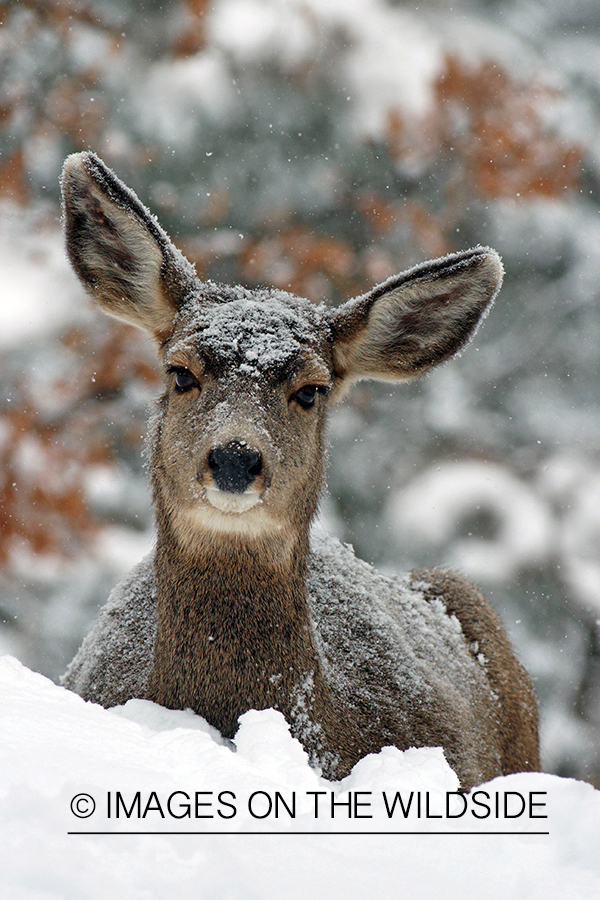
xmin=61 ymin=152 xmax=502 ymax=561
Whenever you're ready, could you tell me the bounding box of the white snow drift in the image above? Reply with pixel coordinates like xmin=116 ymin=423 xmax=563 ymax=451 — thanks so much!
xmin=1 ymin=656 xmax=599 ymax=899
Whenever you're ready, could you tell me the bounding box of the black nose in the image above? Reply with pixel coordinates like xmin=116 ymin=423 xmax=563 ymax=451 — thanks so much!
xmin=208 ymin=442 xmax=263 ymax=493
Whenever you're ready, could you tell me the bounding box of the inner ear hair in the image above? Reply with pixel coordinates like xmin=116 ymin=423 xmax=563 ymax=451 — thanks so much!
xmin=330 ymin=246 xmax=503 ymax=386
xmin=61 ymin=152 xmax=198 ymax=342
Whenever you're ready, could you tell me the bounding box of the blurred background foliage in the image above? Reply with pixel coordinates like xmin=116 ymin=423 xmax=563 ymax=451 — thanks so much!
xmin=1 ymin=0 xmax=600 ymax=784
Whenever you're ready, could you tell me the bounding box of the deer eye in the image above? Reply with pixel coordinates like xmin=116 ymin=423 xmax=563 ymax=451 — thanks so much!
xmin=291 ymin=385 xmax=326 ymax=409
xmin=168 ymin=367 xmax=199 ymax=393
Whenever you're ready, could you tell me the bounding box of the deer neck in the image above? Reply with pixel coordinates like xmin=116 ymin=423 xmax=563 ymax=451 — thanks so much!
xmin=147 ymin=517 xmax=325 ymax=741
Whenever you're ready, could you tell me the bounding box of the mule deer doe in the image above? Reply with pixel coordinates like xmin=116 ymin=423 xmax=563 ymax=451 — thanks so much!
xmin=61 ymin=152 xmax=539 ymax=789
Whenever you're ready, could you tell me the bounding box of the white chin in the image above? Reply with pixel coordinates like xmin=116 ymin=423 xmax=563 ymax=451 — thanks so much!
xmin=205 ymin=487 xmax=262 ymax=514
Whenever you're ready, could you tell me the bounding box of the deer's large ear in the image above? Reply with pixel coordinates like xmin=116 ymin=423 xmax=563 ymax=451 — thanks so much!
xmin=330 ymin=247 xmax=502 ymax=395
xmin=61 ymin=152 xmax=199 ymax=343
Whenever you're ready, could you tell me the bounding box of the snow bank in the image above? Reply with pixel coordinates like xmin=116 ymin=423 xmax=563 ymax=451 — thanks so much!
xmin=1 ymin=656 xmax=599 ymax=899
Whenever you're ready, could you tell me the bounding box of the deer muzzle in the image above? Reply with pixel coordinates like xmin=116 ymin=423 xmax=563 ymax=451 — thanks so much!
xmin=202 ymin=439 xmax=268 ymax=514
xmin=208 ymin=441 xmax=263 ymax=493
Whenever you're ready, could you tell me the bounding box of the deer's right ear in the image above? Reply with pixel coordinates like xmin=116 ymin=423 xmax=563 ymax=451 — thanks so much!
xmin=61 ymin=152 xmax=199 ymax=343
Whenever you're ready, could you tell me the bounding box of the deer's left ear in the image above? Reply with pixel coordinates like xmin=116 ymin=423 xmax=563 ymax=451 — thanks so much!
xmin=329 ymin=246 xmax=502 ymax=395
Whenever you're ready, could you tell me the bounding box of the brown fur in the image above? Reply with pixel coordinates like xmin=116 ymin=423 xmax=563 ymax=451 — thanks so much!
xmin=414 ymin=569 xmax=540 ymax=772
xmin=61 ymin=152 xmax=539 ymax=789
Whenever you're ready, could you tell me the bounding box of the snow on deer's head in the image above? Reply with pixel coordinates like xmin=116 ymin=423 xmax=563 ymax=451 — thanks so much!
xmin=62 ymin=152 xmax=502 ymax=554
